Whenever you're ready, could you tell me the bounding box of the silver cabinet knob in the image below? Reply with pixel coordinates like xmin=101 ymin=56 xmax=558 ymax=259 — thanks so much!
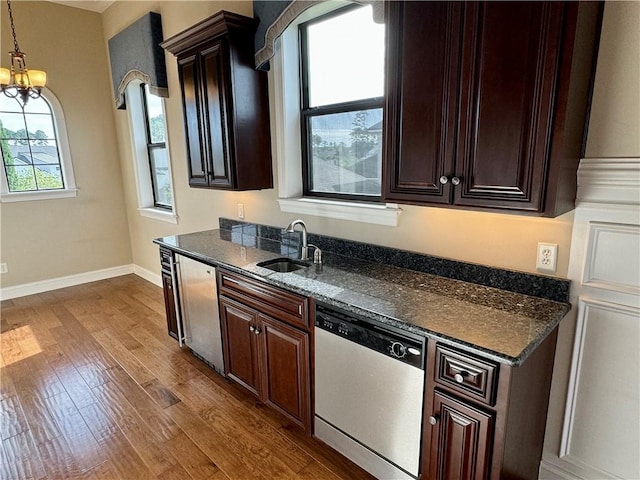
xmin=429 ymin=415 xmax=439 ymax=426
xmin=454 ymin=372 xmax=468 ymax=383
xmin=439 ymin=175 xmax=462 ymax=185
xmin=249 ymin=325 xmax=256 ymax=333
xmin=254 ymin=327 xmax=261 ymax=336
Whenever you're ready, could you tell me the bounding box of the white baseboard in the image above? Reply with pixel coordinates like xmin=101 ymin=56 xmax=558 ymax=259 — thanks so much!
xmin=0 ymin=264 xmax=161 ymax=301
xmin=133 ymin=265 xmax=162 ymax=287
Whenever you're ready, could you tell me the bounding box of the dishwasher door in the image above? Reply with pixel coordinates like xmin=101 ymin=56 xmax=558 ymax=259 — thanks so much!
xmin=315 ymin=327 xmax=425 ymax=479
xmin=176 ymin=254 xmax=224 ymax=374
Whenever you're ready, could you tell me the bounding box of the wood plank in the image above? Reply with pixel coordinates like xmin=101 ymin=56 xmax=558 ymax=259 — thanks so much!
xmin=0 ymin=367 xmax=16 ymax=401
xmin=142 ymin=378 xmax=182 ymax=409
xmin=0 ymin=395 xmax=30 ymax=440
xmin=98 ymin=431 xmax=155 ymax=480
xmin=78 ymin=400 xmax=120 ymax=442
xmin=91 ymin=329 xmax=155 ymax=386
xmin=1 ymin=430 xmax=47 ymax=480
xmin=104 ymin=366 xmax=182 ymax=441
xmin=37 ymin=434 xmax=83 ymax=479
xmin=0 ymin=275 xmax=374 ymax=480
xmin=42 ymin=391 xmax=108 ymax=473
xmin=43 ymin=342 xmax=96 ymax=410
xmin=162 ymin=431 xmax=221 ymax=480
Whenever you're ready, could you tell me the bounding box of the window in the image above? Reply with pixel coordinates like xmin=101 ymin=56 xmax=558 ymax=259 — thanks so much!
xmin=270 ymin=1 xmax=400 ymax=226
xmin=140 ymin=84 xmax=172 ymax=208
xmin=299 ymin=5 xmax=385 ymax=202
xmin=126 ymin=81 xmax=176 ymax=223
xmin=0 ymin=90 xmax=76 ymax=201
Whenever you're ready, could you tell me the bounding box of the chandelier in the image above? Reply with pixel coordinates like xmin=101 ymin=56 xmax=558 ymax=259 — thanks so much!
xmin=0 ymin=0 xmax=46 ymax=105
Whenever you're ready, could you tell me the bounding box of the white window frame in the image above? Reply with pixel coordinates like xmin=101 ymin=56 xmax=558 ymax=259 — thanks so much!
xmin=0 ymin=88 xmax=77 ymax=202
xmin=126 ymin=81 xmax=177 ymax=224
xmin=269 ymin=1 xmax=401 ymax=227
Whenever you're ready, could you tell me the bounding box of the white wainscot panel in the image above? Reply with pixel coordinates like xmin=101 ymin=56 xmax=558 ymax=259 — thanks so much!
xmin=560 ymin=298 xmax=640 ymax=479
xmin=583 ymin=222 xmax=640 ymax=294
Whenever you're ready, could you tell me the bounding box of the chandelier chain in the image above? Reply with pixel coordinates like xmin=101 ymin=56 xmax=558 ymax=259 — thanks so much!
xmin=6 ymin=0 xmax=20 ymax=54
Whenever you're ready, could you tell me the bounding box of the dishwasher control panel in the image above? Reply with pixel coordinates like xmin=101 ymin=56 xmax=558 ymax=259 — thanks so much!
xmin=315 ymin=304 xmax=425 ymax=369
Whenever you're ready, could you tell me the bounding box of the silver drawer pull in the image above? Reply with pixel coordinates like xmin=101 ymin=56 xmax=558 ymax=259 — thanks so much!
xmin=454 ymin=371 xmax=469 ymax=383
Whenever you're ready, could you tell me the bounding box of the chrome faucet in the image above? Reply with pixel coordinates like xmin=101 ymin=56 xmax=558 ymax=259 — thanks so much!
xmin=285 ymin=219 xmax=310 ymax=260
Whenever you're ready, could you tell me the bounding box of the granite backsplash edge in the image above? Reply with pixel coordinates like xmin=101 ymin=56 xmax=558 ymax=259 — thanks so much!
xmin=218 ymin=217 xmax=570 ymax=303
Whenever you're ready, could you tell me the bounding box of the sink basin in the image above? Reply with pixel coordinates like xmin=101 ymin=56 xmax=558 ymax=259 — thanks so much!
xmin=257 ymin=258 xmax=310 ymax=273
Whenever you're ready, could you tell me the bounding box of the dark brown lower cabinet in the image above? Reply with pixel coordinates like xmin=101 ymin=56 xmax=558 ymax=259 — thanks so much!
xmin=159 ymin=248 xmax=182 ymax=341
xmin=423 ymin=328 xmax=559 ymax=480
xmin=220 ymin=298 xmax=260 ymax=395
xmin=219 ymin=286 xmax=311 ymax=432
xmin=428 ymin=390 xmax=493 ymax=480
xmin=161 ymin=271 xmax=180 ymax=341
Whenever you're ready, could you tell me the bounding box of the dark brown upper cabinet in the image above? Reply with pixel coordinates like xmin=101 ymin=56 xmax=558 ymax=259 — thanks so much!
xmin=162 ymin=11 xmax=273 ymax=191
xmin=383 ymin=1 xmax=603 ymax=217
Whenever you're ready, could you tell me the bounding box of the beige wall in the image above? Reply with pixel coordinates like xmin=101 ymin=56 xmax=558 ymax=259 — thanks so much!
xmin=3 ymin=0 xmax=637 ymax=289
xmin=0 ymin=1 xmax=131 ymax=288
xmin=102 ymin=0 xmax=582 ymax=281
xmin=585 ymin=1 xmax=640 ymax=157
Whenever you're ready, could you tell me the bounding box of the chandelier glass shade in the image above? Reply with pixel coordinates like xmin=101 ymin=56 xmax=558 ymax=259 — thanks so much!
xmin=0 ymin=0 xmax=46 ymax=105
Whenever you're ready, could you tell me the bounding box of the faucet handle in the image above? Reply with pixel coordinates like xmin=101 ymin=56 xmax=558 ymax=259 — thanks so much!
xmin=308 ymin=244 xmax=322 ymax=265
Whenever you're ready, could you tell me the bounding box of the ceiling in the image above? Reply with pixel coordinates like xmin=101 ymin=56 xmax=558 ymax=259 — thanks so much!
xmin=48 ymin=1 xmax=115 ymax=13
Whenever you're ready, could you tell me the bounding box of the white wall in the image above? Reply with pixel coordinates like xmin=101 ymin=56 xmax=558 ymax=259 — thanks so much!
xmin=542 ymin=2 xmax=640 ymax=478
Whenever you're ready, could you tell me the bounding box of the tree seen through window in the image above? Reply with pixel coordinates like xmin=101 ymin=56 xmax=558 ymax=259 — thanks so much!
xmin=0 ymin=94 xmax=64 ymax=192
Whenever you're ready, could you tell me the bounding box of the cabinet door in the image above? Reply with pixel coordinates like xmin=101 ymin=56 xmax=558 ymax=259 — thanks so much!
xmin=178 ymin=53 xmax=209 ymax=187
xmin=428 ymin=390 xmax=493 ymax=480
xmin=258 ymin=315 xmax=310 ymax=431
xmin=161 ymin=271 xmax=180 ymax=341
xmin=383 ymin=1 xmax=461 ymax=204
xmin=454 ymin=2 xmax=565 ymax=211
xmin=220 ymin=297 xmax=260 ymax=396
xmin=201 ymin=41 xmax=233 ymax=189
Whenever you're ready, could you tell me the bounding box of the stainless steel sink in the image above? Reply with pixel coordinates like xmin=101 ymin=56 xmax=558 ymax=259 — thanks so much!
xmin=257 ymin=258 xmax=310 ymax=273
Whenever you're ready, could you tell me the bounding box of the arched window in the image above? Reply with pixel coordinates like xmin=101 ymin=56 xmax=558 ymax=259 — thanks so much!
xmin=0 ymin=90 xmax=76 ymax=201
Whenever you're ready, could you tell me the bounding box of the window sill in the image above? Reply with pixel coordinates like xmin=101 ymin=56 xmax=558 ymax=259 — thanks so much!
xmin=138 ymin=207 xmax=178 ymax=224
xmin=278 ymin=197 xmax=401 ymax=226
xmin=0 ymin=188 xmax=78 ymax=203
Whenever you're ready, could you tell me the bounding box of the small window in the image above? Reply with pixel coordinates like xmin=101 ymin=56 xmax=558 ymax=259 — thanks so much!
xmin=140 ymin=84 xmax=172 ymax=209
xmin=0 ymin=91 xmax=76 ymax=201
xmin=126 ymin=81 xmax=176 ymax=222
xmin=300 ymin=5 xmax=385 ymax=202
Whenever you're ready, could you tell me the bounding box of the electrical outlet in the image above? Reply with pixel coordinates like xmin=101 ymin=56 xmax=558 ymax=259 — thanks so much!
xmin=0 ymin=263 xmax=7 ymax=274
xmin=536 ymin=243 xmax=558 ymax=273
xmin=237 ymin=203 xmax=245 ymax=219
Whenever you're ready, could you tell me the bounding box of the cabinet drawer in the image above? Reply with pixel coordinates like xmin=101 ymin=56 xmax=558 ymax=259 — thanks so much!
xmin=219 ymin=270 xmax=308 ymax=329
xmin=160 ymin=248 xmax=173 ymax=271
xmin=435 ymin=344 xmax=498 ymax=406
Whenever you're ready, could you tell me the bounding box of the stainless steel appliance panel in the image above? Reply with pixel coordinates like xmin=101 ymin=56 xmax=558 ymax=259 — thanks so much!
xmin=315 ymin=322 xmax=425 ymax=478
xmin=175 ymin=254 xmax=224 ymax=374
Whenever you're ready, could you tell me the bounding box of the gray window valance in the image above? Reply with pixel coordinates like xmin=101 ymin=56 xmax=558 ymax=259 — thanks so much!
xmin=108 ymin=12 xmax=168 ymax=110
xmin=253 ymin=0 xmax=384 ymax=71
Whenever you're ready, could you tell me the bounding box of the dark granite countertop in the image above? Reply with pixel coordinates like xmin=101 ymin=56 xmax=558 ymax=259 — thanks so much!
xmin=154 ymin=228 xmax=570 ymax=367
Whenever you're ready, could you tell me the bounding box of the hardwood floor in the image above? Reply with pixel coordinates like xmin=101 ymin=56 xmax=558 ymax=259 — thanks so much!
xmin=0 ymin=275 xmax=375 ymax=480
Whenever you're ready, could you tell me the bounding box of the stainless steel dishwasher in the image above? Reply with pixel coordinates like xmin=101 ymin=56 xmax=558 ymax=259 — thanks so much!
xmin=173 ymin=253 xmax=224 ymax=375
xmin=314 ymin=304 xmax=426 ymax=480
